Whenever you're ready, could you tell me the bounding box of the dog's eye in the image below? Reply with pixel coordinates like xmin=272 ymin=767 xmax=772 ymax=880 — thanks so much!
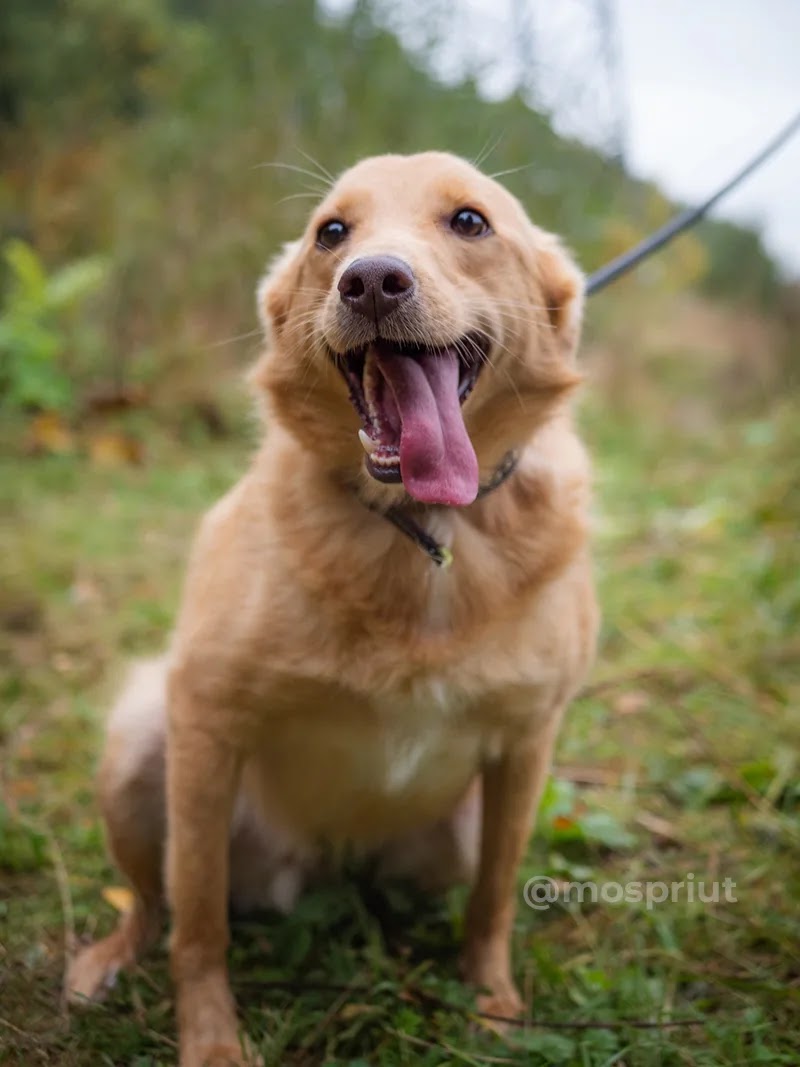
xmin=317 ymin=219 xmax=349 ymax=250
xmin=450 ymin=208 xmax=491 ymax=239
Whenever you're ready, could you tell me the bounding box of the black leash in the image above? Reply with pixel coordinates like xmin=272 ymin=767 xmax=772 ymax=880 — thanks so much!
xmin=586 ymin=109 xmax=800 ymax=296
xmin=375 ymin=111 xmax=800 ymax=564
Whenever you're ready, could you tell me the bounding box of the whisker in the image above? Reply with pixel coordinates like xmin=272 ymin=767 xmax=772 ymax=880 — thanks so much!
xmin=487 ymin=163 xmax=536 ymax=181
xmin=278 ymin=302 xmax=329 ymax=338
xmin=490 ymin=309 xmax=556 ymax=333
xmin=279 ymin=317 xmax=323 ymax=339
xmin=208 ymin=327 xmax=264 ymax=349
xmin=283 ymin=286 xmax=329 ymax=296
xmin=296 ymin=148 xmax=337 ymax=185
xmin=279 ymin=313 xmax=329 ymax=345
xmin=484 ymin=300 xmax=558 ymax=332
xmin=488 ymin=354 xmax=524 ymax=405
xmin=321 ymin=246 xmax=349 ymax=267
xmin=297 ymin=331 xmax=328 ymax=397
xmin=275 ymin=326 xmax=327 ymax=390
xmin=452 ymin=333 xmax=521 ymax=407
xmin=255 ymin=161 xmax=331 ymax=190
xmin=472 ymin=131 xmax=505 ymax=170
xmin=277 ymin=192 xmax=326 ymax=206
xmin=461 ymin=328 xmax=526 ymax=410
xmin=487 ymin=297 xmax=560 ymax=313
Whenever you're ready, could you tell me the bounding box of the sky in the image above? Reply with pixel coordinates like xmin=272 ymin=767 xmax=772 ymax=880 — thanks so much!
xmin=614 ymin=0 xmax=800 ymax=278
xmin=322 ymin=0 xmax=800 ymax=278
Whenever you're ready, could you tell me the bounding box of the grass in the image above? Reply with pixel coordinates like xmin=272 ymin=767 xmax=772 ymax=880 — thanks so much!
xmin=1 ymin=357 xmax=799 ymax=1065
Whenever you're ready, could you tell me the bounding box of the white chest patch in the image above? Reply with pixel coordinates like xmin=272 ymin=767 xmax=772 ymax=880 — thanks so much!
xmin=383 ymin=729 xmax=442 ymax=792
xmin=375 ymin=675 xmax=476 ymax=796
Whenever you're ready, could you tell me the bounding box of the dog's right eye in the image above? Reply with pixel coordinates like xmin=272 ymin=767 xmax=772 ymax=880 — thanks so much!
xmin=317 ymin=219 xmax=349 ymax=250
xmin=450 ymin=208 xmax=491 ymax=239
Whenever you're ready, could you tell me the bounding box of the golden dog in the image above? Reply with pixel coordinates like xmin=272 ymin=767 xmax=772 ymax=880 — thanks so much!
xmin=67 ymin=152 xmax=598 ymax=1066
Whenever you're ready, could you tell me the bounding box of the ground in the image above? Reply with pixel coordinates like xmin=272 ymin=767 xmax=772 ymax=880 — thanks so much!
xmin=1 ymin=339 xmax=799 ymax=1066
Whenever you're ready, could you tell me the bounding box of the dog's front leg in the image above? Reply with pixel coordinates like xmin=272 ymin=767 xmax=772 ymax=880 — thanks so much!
xmin=166 ymin=688 xmax=248 ymax=1067
xmin=462 ymin=711 xmax=562 ymax=1020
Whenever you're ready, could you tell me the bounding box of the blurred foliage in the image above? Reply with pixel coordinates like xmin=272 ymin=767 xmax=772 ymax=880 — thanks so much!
xmin=0 ymin=239 xmax=108 ymax=413
xmin=0 ymin=0 xmax=792 ymax=417
xmin=0 ymin=800 xmax=48 ymax=873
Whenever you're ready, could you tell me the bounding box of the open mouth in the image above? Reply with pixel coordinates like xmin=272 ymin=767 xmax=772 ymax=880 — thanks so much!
xmin=333 ymin=334 xmax=488 ymax=507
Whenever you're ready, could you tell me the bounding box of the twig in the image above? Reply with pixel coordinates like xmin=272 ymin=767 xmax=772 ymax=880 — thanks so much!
xmin=0 ymin=1016 xmax=37 ymax=1040
xmin=411 ymin=986 xmax=704 ymax=1032
xmin=145 ymin=1029 xmax=179 ymax=1049
xmin=235 ymin=977 xmax=705 ymax=1032
xmin=578 ymin=668 xmax=691 ymax=701
xmin=666 ymin=701 xmax=800 ymax=843
xmin=387 ymin=1028 xmax=514 ymax=1065
xmin=555 ymin=764 xmax=622 ymax=786
xmin=298 ymin=985 xmax=358 ymax=1051
xmin=12 ymin=816 xmax=76 ymax=1018
xmin=43 ymin=826 xmax=76 ymax=1017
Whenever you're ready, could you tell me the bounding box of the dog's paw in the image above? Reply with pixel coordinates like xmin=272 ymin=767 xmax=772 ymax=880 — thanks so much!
xmin=461 ymin=946 xmax=524 ymax=1032
xmin=475 ymin=980 xmax=524 ymax=1023
xmin=180 ymin=1040 xmax=261 ymax=1067
xmin=65 ymin=940 xmax=126 ymax=1004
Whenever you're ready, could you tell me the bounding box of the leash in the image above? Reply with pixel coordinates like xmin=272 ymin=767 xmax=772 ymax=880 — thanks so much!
xmin=586 ymin=109 xmax=800 ymax=296
xmin=374 ymin=110 xmax=800 ymax=565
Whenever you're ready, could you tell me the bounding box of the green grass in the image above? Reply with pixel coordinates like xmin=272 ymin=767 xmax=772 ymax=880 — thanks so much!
xmin=1 ymin=387 xmax=799 ymax=1066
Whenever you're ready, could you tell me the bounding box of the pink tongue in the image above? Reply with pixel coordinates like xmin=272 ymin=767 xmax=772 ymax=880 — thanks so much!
xmin=376 ymin=348 xmax=479 ymax=506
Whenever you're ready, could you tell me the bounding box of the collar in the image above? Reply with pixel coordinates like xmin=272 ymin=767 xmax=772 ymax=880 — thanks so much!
xmin=366 ymin=450 xmax=519 ymax=568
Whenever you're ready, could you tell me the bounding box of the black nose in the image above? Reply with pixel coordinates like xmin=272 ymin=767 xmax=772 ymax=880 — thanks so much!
xmin=337 ymin=255 xmax=415 ymax=324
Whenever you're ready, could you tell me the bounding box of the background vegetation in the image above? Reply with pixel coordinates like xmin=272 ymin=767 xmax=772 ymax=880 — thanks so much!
xmin=1 ymin=2 xmax=798 ymax=1065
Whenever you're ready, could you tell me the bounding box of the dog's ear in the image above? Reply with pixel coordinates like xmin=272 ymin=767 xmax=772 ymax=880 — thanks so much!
xmin=250 ymin=240 xmax=303 ymax=403
xmin=256 ymin=239 xmax=302 ymax=338
xmin=535 ymin=233 xmax=584 ymax=351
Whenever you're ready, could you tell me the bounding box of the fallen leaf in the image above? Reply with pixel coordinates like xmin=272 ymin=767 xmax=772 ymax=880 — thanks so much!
xmin=552 ymin=815 xmax=578 ymax=832
xmin=102 ymin=885 xmax=134 ymax=913
xmin=339 ymin=1003 xmax=379 ymax=1021
xmin=52 ymin=652 xmax=74 ymax=673
xmin=27 ymin=412 xmax=75 ymax=455
xmin=84 ymin=384 xmax=149 ymax=415
xmin=636 ymin=811 xmax=682 ymax=843
xmin=8 ymin=778 xmax=39 ymax=800
xmin=612 ymin=690 xmax=650 ymax=716
xmin=69 ymin=574 xmax=103 ymax=606
xmin=87 ymin=431 xmax=144 ymax=467
xmin=556 ymin=764 xmax=620 ymax=786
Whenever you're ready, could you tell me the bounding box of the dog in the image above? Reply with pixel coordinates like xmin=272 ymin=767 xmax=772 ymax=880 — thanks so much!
xmin=66 ymin=151 xmax=598 ymax=1066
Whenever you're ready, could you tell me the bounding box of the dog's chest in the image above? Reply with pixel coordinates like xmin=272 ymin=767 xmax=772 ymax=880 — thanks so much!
xmin=369 ymin=677 xmax=479 ymax=794
xmin=329 ymin=676 xmax=485 ymax=799
xmin=252 ymin=674 xmax=492 ymax=839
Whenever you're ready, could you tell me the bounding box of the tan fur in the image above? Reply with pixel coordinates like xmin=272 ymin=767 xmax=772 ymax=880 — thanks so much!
xmin=67 ymin=152 xmax=598 ymax=1066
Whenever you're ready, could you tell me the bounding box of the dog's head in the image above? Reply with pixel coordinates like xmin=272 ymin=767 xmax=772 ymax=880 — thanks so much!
xmin=255 ymin=152 xmax=583 ymax=507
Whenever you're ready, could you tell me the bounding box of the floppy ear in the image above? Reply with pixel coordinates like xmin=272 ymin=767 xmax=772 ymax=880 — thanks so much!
xmin=535 ymin=233 xmax=585 ymax=352
xmin=256 ymin=239 xmax=302 ymax=338
xmin=250 ymin=240 xmax=303 ymax=402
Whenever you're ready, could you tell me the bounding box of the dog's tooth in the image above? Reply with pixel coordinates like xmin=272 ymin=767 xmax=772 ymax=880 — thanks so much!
xmin=358 ymin=429 xmax=378 ymax=455
xmin=373 ymin=452 xmax=399 ymax=467
xmin=363 ymin=351 xmax=380 ymax=418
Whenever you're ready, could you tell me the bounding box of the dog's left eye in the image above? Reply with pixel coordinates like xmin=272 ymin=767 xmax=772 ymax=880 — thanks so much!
xmin=450 ymin=208 xmax=491 ymax=238
xmin=317 ymin=219 xmax=349 ymax=250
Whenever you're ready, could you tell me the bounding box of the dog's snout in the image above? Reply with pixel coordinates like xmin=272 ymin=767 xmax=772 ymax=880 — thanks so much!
xmin=338 ymin=256 xmax=415 ymax=324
